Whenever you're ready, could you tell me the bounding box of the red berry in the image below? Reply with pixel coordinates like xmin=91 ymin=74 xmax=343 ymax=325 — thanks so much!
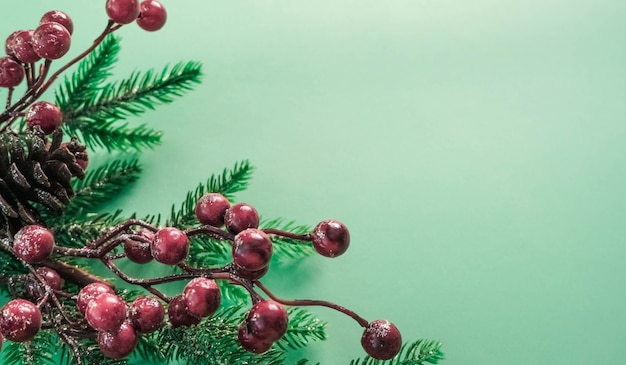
xmin=86 ymin=293 xmax=127 ymax=332
xmin=182 ymin=278 xmax=220 ymax=318
xmin=151 ymin=227 xmax=189 ymax=265
xmin=195 ymin=193 xmax=230 ymax=227
xmin=36 ymin=267 xmax=63 ymax=290
xmin=167 ymin=295 xmax=200 ymax=328
xmin=232 ymin=229 xmax=273 ymax=272
xmin=12 ymin=30 xmax=41 ymax=63
xmin=246 ymin=300 xmax=289 ymax=343
xmin=137 ymin=0 xmax=167 ymax=31
xmin=311 ymin=219 xmax=350 ymax=258
xmin=5 ymin=31 xmax=19 ymax=57
xmin=40 ymin=10 xmax=74 ymax=35
xmin=0 ymin=57 xmax=24 ymax=87
xmin=128 ymin=296 xmax=164 ymax=333
xmin=238 ymin=322 xmax=273 ymax=354
xmin=32 ymin=22 xmax=71 ymax=60
xmin=25 ymin=101 xmax=63 ymax=134
xmin=123 ymin=229 xmax=154 ymax=264
xmin=361 ymin=320 xmax=402 ymax=360
xmin=98 ymin=320 xmax=138 ymax=359
xmin=0 ymin=299 xmax=42 ymax=342
xmin=13 ymin=225 xmax=55 ymax=264
xmin=77 ymin=282 xmax=115 ymax=315
xmin=106 ymin=0 xmax=141 ymax=24
xmin=224 ymin=203 xmax=260 ymax=234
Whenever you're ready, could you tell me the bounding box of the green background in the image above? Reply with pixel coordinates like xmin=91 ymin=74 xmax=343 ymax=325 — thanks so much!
xmin=3 ymin=1 xmax=626 ymax=364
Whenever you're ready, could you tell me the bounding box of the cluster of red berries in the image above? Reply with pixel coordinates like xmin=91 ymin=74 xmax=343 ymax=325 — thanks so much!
xmin=107 ymin=0 xmax=167 ymax=31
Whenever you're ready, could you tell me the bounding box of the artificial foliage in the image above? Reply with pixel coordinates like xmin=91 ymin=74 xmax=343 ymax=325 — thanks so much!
xmin=0 ymin=1 xmax=445 ymax=364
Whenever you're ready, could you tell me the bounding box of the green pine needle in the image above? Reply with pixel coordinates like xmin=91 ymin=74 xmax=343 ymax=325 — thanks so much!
xmin=261 ymin=218 xmax=315 ymax=262
xmin=3 ymin=331 xmax=58 ymax=365
xmin=349 ymin=339 xmax=445 ymax=365
xmin=64 ymin=158 xmax=142 ymax=216
xmin=50 ymin=210 xmax=126 ymax=249
xmin=62 ymin=61 xmax=202 ymax=151
xmin=56 ymin=34 xmax=121 ymax=110
xmin=277 ymin=308 xmax=327 ymax=351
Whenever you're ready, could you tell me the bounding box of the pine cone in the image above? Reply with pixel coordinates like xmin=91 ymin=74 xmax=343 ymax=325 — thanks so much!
xmin=0 ymin=127 xmax=86 ymax=228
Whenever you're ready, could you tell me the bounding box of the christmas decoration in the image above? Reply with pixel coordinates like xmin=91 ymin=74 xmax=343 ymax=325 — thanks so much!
xmin=0 ymin=1 xmax=445 ymax=364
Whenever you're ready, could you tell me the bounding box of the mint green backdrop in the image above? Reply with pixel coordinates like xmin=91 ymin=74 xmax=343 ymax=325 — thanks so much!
xmin=3 ymin=1 xmax=626 ymax=364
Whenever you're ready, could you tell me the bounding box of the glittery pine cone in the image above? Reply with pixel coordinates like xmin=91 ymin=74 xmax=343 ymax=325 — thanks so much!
xmin=0 ymin=127 xmax=86 ymax=227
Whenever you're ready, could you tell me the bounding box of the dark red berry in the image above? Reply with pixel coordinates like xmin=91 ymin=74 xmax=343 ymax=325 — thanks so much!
xmin=195 ymin=193 xmax=230 ymax=226
xmin=106 ymin=0 xmax=141 ymax=24
xmin=129 ymin=296 xmax=164 ymax=333
xmin=361 ymin=320 xmax=402 ymax=360
xmin=32 ymin=22 xmax=71 ymax=60
xmin=5 ymin=31 xmax=19 ymax=57
xmin=12 ymin=30 xmax=41 ymax=63
xmin=246 ymin=300 xmax=289 ymax=343
xmin=86 ymin=293 xmax=127 ymax=332
xmin=25 ymin=101 xmax=63 ymax=134
xmin=224 ymin=202 xmax=260 ymax=234
xmin=232 ymin=229 xmax=273 ymax=272
xmin=311 ymin=219 xmax=350 ymax=258
xmin=36 ymin=267 xmax=63 ymax=290
xmin=182 ymin=278 xmax=220 ymax=318
xmin=0 ymin=299 xmax=42 ymax=342
xmin=167 ymin=295 xmax=200 ymax=328
xmin=0 ymin=57 xmax=24 ymax=87
xmin=137 ymin=0 xmax=167 ymax=31
xmin=151 ymin=227 xmax=189 ymax=265
xmin=0 ymin=332 xmax=3 ymax=350
xmin=98 ymin=320 xmax=138 ymax=359
xmin=13 ymin=225 xmax=55 ymax=264
xmin=77 ymin=282 xmax=115 ymax=315
xmin=123 ymin=229 xmax=154 ymax=264
xmin=238 ymin=321 xmax=273 ymax=354
xmin=40 ymin=10 xmax=74 ymax=35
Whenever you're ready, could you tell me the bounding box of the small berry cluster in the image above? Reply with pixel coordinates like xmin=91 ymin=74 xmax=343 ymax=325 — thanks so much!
xmin=107 ymin=0 xmax=167 ymax=31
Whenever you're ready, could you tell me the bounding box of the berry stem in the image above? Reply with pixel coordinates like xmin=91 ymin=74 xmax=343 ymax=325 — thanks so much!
xmin=185 ymin=225 xmax=235 ymax=241
xmin=262 ymin=228 xmax=312 ymax=241
xmin=254 ymin=280 xmax=370 ymax=328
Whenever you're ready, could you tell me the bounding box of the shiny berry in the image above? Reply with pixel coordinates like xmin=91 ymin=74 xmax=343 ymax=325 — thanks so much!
xmin=311 ymin=219 xmax=350 ymax=258
xmin=25 ymin=101 xmax=63 ymax=134
xmin=182 ymin=278 xmax=220 ymax=318
xmin=0 ymin=57 xmax=24 ymax=87
xmin=246 ymin=300 xmax=289 ymax=343
xmin=32 ymin=22 xmax=71 ymax=60
xmin=36 ymin=267 xmax=63 ymax=290
xmin=167 ymin=295 xmax=200 ymax=328
xmin=98 ymin=320 xmax=138 ymax=359
xmin=40 ymin=10 xmax=74 ymax=35
xmin=86 ymin=293 xmax=127 ymax=332
xmin=106 ymin=0 xmax=141 ymax=24
xmin=77 ymin=282 xmax=115 ymax=315
xmin=13 ymin=225 xmax=55 ymax=264
xmin=224 ymin=203 xmax=260 ymax=234
xmin=137 ymin=0 xmax=167 ymax=31
xmin=129 ymin=296 xmax=164 ymax=333
xmin=238 ymin=322 xmax=273 ymax=354
xmin=5 ymin=31 xmax=19 ymax=57
xmin=123 ymin=229 xmax=154 ymax=264
xmin=151 ymin=227 xmax=189 ymax=265
xmin=12 ymin=30 xmax=41 ymax=63
xmin=0 ymin=299 xmax=42 ymax=342
xmin=232 ymin=229 xmax=273 ymax=272
xmin=195 ymin=193 xmax=230 ymax=226
xmin=361 ymin=320 xmax=402 ymax=360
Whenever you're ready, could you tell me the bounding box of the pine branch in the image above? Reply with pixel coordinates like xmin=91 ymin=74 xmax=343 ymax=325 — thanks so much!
xmin=277 ymin=308 xmax=327 ymax=351
xmin=63 ymin=158 xmax=142 ymax=217
xmin=62 ymin=61 xmax=202 ymax=151
xmin=49 ymin=210 xmax=126 ymax=249
xmin=3 ymin=331 xmax=57 ymax=365
xmin=261 ymin=218 xmax=315 ymax=262
xmin=349 ymin=340 xmax=445 ymax=365
xmin=56 ymin=34 xmax=121 ymax=111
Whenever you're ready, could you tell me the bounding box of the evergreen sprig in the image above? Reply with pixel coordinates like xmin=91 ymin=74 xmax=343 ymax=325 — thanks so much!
xmin=277 ymin=308 xmax=327 ymax=351
xmin=349 ymin=339 xmax=445 ymax=365
xmin=56 ymin=34 xmax=121 ymax=111
xmin=261 ymin=218 xmax=315 ymax=262
xmin=3 ymin=331 xmax=57 ymax=365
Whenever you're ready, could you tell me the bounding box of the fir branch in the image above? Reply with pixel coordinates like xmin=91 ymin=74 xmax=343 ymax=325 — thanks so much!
xmin=277 ymin=308 xmax=327 ymax=351
xmin=187 ymin=236 xmax=231 ymax=267
xmin=3 ymin=331 xmax=57 ymax=365
xmin=62 ymin=61 xmax=202 ymax=151
xmin=261 ymin=218 xmax=315 ymax=262
xmin=64 ymin=158 xmax=142 ymax=217
xmin=56 ymin=34 xmax=120 ymax=111
xmin=50 ymin=210 xmax=126 ymax=249
xmin=218 ymin=280 xmax=249 ymax=305
xmin=348 ymin=340 xmax=445 ymax=365
xmin=134 ymin=333 xmax=166 ymax=364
